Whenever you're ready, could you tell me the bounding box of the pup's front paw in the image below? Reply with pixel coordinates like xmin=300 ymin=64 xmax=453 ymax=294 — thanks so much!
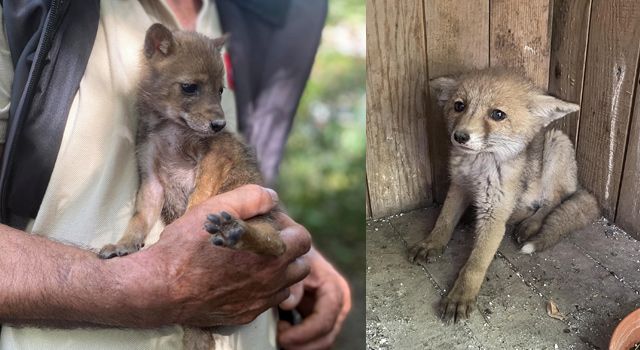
xmin=440 ymin=283 xmax=477 ymax=324
xmin=408 ymin=238 xmax=447 ymax=264
xmin=98 ymin=240 xmax=144 ymax=259
xmin=204 ymin=211 xmax=246 ymax=249
xmin=514 ymin=217 xmax=542 ymax=244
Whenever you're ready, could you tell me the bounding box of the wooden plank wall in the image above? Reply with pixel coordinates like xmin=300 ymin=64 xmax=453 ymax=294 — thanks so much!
xmin=547 ymin=0 xmax=591 ymax=145
xmin=424 ymin=0 xmax=489 ymax=203
xmin=367 ymin=0 xmax=640 ymax=240
xmin=576 ymin=0 xmax=640 ymax=220
xmin=608 ymin=1 xmax=640 ymax=238
xmin=366 ymin=0 xmax=433 ymax=218
xmin=490 ymin=0 xmax=552 ymax=89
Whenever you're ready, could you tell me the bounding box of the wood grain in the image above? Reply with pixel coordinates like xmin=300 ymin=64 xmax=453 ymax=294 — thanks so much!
xmin=366 ymin=174 xmax=372 ymax=218
xmin=547 ymin=0 xmax=592 ymax=145
xmin=576 ymin=0 xmax=640 ymax=218
xmin=424 ymin=0 xmax=490 ymax=203
xmin=490 ymin=0 xmax=552 ymax=89
xmin=425 ymin=0 xmax=490 ymax=75
xmin=366 ymin=0 xmax=433 ymax=218
xmin=615 ymin=70 xmax=640 ymax=239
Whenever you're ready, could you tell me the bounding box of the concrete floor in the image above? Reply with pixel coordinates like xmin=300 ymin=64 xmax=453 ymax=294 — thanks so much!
xmin=366 ymin=207 xmax=640 ymax=350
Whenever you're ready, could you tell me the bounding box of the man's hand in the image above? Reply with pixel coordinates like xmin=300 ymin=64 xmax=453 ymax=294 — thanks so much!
xmin=0 ymin=184 xmax=311 ymax=329
xmin=122 ymin=184 xmax=312 ymax=327
xmin=276 ymin=223 xmax=352 ymax=350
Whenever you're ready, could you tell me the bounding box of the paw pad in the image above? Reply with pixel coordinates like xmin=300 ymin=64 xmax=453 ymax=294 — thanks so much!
xmin=204 ymin=211 xmax=246 ymax=248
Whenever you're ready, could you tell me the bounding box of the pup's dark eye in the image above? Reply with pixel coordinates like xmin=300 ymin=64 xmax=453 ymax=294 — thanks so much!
xmin=219 ymin=87 xmax=224 ymax=96
xmin=453 ymin=101 xmax=465 ymax=112
xmin=181 ymin=83 xmax=199 ymax=95
xmin=490 ymin=109 xmax=507 ymax=121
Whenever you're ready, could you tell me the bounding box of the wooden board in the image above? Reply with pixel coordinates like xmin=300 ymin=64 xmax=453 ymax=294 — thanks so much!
xmin=366 ymin=0 xmax=433 ymax=218
xmin=615 ymin=74 xmax=640 ymax=239
xmin=366 ymin=174 xmax=372 ymax=219
xmin=424 ymin=0 xmax=490 ymax=203
xmin=425 ymin=0 xmax=490 ymax=76
xmin=547 ymin=0 xmax=592 ymax=145
xmin=576 ymin=0 xmax=640 ymax=218
xmin=489 ymin=0 xmax=552 ymax=89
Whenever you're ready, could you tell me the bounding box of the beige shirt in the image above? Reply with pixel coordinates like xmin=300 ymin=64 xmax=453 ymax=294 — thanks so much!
xmin=0 ymin=1 xmax=276 ymax=349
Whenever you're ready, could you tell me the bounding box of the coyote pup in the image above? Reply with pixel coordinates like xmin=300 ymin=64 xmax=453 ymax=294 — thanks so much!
xmin=99 ymin=24 xmax=286 ymax=349
xmin=409 ymin=69 xmax=600 ymax=323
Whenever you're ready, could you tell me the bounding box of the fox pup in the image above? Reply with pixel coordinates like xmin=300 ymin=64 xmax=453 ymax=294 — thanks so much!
xmin=409 ymin=69 xmax=600 ymax=323
xmin=98 ymin=24 xmax=286 ymax=348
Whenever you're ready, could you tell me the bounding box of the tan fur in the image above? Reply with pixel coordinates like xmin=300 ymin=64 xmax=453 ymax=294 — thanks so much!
xmin=409 ymin=68 xmax=600 ymax=323
xmin=98 ymin=24 xmax=286 ymax=349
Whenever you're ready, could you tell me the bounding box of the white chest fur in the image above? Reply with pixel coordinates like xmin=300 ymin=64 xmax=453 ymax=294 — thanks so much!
xmin=450 ymin=152 xmax=523 ymax=211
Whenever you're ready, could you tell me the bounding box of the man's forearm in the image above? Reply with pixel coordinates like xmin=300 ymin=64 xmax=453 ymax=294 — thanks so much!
xmin=0 ymin=224 xmax=152 ymax=328
xmin=0 ymin=186 xmax=309 ymax=330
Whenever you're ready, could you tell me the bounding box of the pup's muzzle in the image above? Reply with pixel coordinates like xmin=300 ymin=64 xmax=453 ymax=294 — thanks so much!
xmin=210 ymin=120 xmax=226 ymax=132
xmin=453 ymin=130 xmax=470 ymax=144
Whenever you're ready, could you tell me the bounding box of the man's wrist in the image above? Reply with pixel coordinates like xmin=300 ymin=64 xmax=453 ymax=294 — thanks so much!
xmin=107 ymin=248 xmax=177 ymax=328
xmin=58 ymin=253 xmax=147 ymax=327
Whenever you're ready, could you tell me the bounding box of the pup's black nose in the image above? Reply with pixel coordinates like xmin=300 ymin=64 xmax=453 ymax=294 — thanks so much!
xmin=210 ymin=120 xmax=226 ymax=132
xmin=453 ymin=131 xmax=470 ymax=144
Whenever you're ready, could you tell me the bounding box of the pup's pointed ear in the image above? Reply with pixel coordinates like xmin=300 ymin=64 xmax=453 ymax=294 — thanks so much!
xmin=429 ymin=77 xmax=458 ymax=107
xmin=211 ymin=33 xmax=230 ymax=52
xmin=529 ymin=94 xmax=580 ymax=127
xmin=144 ymin=23 xmax=175 ymax=59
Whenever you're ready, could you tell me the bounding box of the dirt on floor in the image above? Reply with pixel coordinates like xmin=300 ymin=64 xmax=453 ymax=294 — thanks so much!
xmin=366 ymin=206 xmax=640 ymax=350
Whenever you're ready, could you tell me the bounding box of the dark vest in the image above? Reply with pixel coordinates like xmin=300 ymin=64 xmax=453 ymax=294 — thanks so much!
xmin=0 ymin=0 xmax=100 ymax=224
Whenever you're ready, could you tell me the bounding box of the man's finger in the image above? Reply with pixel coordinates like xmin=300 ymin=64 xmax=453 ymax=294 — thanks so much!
xmin=280 ymin=327 xmax=340 ymax=350
xmin=278 ymin=318 xmax=341 ymax=350
xmin=278 ymin=287 xmax=342 ymax=346
xmin=273 ymin=211 xmax=297 ymax=227
xmin=193 ymin=184 xmax=279 ymax=220
xmin=258 ymin=288 xmax=291 ymax=314
xmin=280 ymin=281 xmax=304 ymax=310
xmin=279 ymin=298 xmax=349 ymax=350
xmin=279 ymin=220 xmax=312 ymax=262
xmin=283 ymin=258 xmax=310 ymax=289
xmin=278 ymin=320 xmax=293 ymax=333
xmin=337 ymin=277 xmax=352 ymax=324
xmin=230 ymin=288 xmax=291 ymax=326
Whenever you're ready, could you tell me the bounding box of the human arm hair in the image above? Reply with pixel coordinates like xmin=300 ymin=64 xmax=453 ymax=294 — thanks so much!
xmin=0 ymin=223 xmax=143 ymax=328
xmin=0 ymin=185 xmax=310 ymax=329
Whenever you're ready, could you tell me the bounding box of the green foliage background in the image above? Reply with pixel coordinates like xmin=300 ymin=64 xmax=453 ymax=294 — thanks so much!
xmin=277 ymin=1 xmax=365 ymax=277
xmin=276 ymin=0 xmax=365 ymax=346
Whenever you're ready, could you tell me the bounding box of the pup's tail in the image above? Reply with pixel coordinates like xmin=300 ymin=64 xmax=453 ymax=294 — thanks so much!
xmin=520 ymin=189 xmax=600 ymax=254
